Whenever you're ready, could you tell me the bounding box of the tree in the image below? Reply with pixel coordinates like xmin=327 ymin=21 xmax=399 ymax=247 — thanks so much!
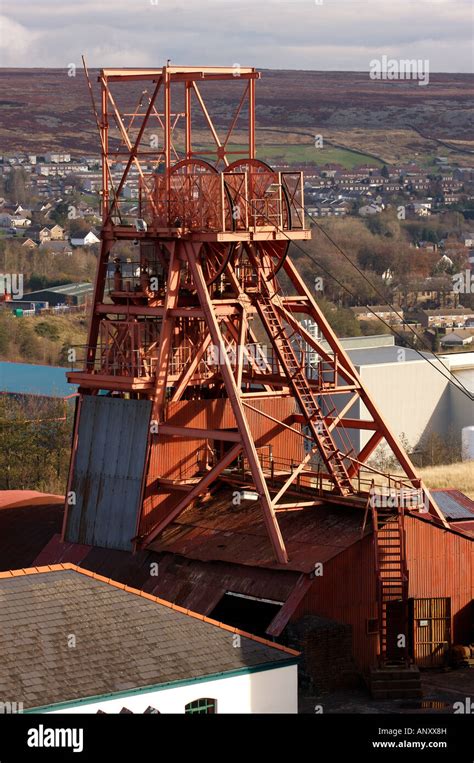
xmin=50 ymin=201 xmax=70 ymax=227
xmin=318 ymin=297 xmax=361 ymax=337
xmin=5 ymin=167 xmax=30 ymax=205
xmin=34 ymin=321 xmax=60 ymax=341
xmin=69 ymin=218 xmax=91 ymax=237
xmin=0 ymin=396 xmax=72 ymax=492
xmin=360 ymin=319 xmax=391 ymax=336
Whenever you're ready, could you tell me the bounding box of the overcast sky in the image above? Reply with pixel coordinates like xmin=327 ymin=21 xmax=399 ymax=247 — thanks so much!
xmin=0 ymin=0 xmax=473 ymax=71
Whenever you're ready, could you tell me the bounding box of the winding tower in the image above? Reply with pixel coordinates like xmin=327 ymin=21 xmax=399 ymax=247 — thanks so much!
xmin=63 ymin=66 xmax=447 ymax=658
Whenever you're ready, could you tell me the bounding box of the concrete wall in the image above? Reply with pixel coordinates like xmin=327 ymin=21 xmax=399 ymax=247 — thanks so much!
xmin=43 ymin=665 xmax=298 ymax=715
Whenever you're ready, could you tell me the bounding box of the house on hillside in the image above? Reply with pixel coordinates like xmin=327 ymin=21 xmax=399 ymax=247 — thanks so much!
xmin=350 ymin=306 xmax=404 ymax=325
xmin=414 ymin=307 xmax=474 ymax=329
xmin=358 ymin=203 xmax=384 ymax=216
xmin=13 ymin=205 xmax=31 ymax=217
xmin=70 ymin=231 xmax=100 ymax=247
xmin=440 ymin=332 xmax=474 ymax=349
xmin=49 ymin=224 xmax=65 ymax=241
xmin=409 ymin=202 xmax=432 ymax=217
xmin=21 ymin=238 xmax=38 ymax=250
xmin=11 ymin=215 xmax=31 ymax=229
xmin=45 ymin=152 xmax=71 ymax=164
xmin=38 ymin=226 xmax=52 ymax=243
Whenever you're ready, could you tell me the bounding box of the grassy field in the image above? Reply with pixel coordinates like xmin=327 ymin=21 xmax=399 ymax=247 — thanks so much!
xmin=196 ymin=142 xmax=382 ymax=168
xmin=258 ymin=144 xmax=383 ymax=168
xmin=416 ymin=462 xmax=474 ymax=500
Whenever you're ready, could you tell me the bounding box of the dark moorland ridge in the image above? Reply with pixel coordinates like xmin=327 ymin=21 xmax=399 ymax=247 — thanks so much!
xmin=0 ymin=68 xmax=472 ymax=155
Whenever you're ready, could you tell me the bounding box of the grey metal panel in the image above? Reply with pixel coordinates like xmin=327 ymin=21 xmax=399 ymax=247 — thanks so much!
xmin=431 ymin=491 xmax=474 ymax=520
xmin=347 ymin=346 xmax=424 ymax=366
xmin=66 ymin=396 xmax=152 ymax=550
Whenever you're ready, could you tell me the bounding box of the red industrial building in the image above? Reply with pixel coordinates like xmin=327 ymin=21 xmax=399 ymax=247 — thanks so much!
xmin=1 ymin=485 xmax=472 ymax=692
xmin=1 ymin=65 xmax=472 ymax=698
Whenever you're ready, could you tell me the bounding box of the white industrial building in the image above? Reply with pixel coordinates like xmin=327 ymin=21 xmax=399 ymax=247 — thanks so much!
xmin=321 ymin=336 xmax=474 ymax=457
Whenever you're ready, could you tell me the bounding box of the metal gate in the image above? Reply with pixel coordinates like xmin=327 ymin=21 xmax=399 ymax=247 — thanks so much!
xmin=409 ymin=597 xmax=451 ymax=667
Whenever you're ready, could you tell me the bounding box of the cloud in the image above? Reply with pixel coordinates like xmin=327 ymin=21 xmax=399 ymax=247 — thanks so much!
xmin=0 ymin=15 xmax=40 ymax=66
xmin=1 ymin=0 xmax=473 ymax=71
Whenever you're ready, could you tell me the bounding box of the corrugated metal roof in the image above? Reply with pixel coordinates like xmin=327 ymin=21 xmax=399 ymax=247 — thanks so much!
xmin=149 ymin=487 xmax=369 ymax=573
xmin=65 ymin=396 xmax=152 ymax=550
xmin=24 ymin=282 xmax=93 ymax=297
xmin=432 ymin=489 xmax=474 ymax=520
xmin=449 ymin=521 xmax=474 ymax=537
xmin=0 ymin=361 xmax=76 ymax=397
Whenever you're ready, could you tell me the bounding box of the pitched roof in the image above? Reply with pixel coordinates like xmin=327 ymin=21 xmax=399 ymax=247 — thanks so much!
xmin=422 ymin=308 xmax=473 ymax=316
xmin=0 ymin=565 xmax=298 ymax=710
xmin=23 ymin=282 xmax=93 ymax=297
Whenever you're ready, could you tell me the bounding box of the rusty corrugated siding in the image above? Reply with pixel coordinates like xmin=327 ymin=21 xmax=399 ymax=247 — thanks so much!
xmin=147 ymin=488 xmax=369 ymax=572
xmin=140 ymin=396 xmax=304 ymax=537
xmin=290 ymin=533 xmax=379 ymax=670
xmin=291 ymin=513 xmax=474 ymax=671
xmin=66 ymin=396 xmax=152 ymax=550
xmin=404 ymin=514 xmax=474 ymax=644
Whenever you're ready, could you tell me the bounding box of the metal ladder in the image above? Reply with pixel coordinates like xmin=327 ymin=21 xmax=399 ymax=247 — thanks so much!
xmin=257 ymin=295 xmax=353 ymax=495
xmin=372 ymin=499 xmax=409 ymax=663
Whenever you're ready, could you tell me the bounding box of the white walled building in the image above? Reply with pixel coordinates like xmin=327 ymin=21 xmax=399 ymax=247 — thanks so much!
xmin=70 ymin=231 xmax=100 ymax=247
xmin=332 ymin=343 xmax=474 ymax=455
xmin=45 ymin=153 xmax=71 ymax=164
xmin=0 ymin=565 xmax=298 ymax=715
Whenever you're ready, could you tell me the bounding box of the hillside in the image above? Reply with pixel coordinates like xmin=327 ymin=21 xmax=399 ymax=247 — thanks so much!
xmin=0 ymin=312 xmax=88 ymax=367
xmin=0 ymin=69 xmax=472 ymax=167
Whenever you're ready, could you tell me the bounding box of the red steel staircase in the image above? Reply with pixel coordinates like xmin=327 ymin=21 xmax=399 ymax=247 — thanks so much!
xmin=372 ymin=497 xmax=409 ymax=663
xmin=257 ymin=295 xmax=353 ymax=496
xmin=368 ymin=494 xmax=423 ymax=699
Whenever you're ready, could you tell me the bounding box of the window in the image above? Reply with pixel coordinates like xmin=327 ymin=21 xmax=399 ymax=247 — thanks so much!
xmin=209 ymin=592 xmax=282 ymax=637
xmin=367 ymin=618 xmax=379 ymax=635
xmin=185 ymin=698 xmax=217 ymax=715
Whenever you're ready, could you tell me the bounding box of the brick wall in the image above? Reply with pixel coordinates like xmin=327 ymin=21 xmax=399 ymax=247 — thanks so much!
xmin=284 ymin=614 xmax=360 ymax=693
